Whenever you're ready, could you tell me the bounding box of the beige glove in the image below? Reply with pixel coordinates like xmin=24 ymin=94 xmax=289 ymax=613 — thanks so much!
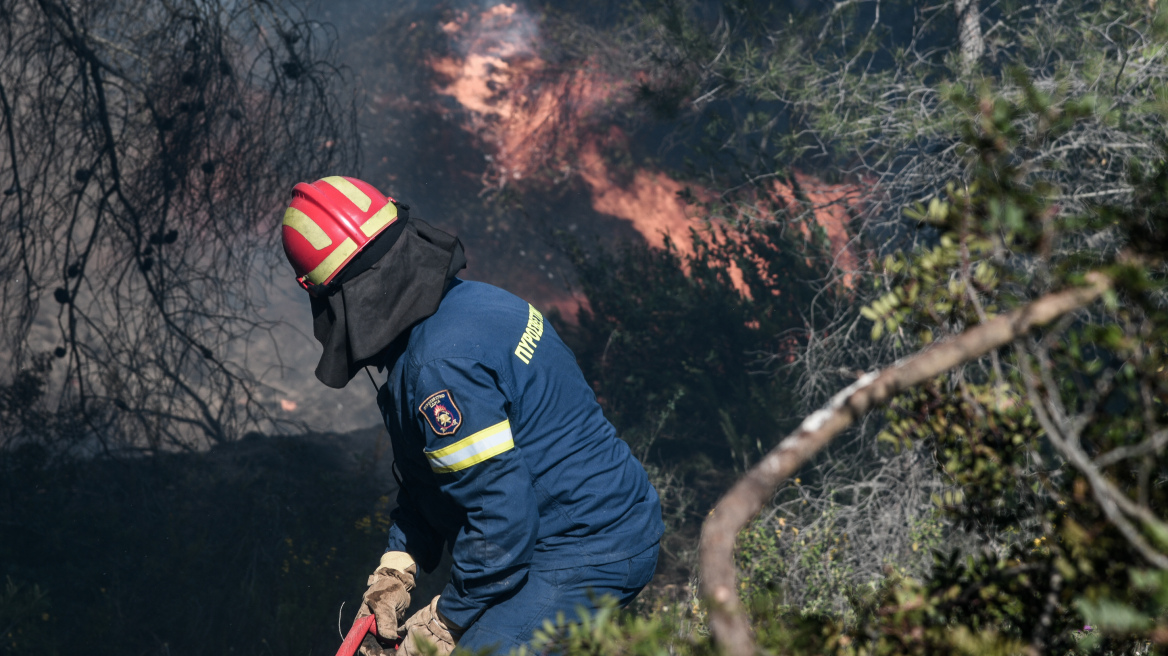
xmin=356 ymin=551 xmax=417 ymax=655
xmin=399 ymin=595 xmax=463 ymax=656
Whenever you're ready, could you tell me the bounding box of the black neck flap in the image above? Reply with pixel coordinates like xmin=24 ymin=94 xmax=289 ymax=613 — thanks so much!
xmin=309 ymin=217 xmax=467 ymax=388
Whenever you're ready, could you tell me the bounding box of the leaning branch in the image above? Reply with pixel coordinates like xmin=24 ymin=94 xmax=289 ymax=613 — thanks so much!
xmin=698 ymin=271 xmax=1112 ymax=656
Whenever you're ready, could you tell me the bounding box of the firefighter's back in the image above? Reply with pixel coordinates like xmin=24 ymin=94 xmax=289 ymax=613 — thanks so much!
xmin=401 ymin=279 xmax=664 ymax=567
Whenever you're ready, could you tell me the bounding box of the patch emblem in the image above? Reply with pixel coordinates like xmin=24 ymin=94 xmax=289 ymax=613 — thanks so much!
xmin=419 ymin=390 xmax=462 ymax=436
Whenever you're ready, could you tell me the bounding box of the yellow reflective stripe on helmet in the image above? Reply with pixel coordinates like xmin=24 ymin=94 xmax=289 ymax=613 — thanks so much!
xmin=305 ymin=237 xmax=357 ymax=284
xmin=322 ymin=176 xmax=372 ymax=212
xmin=425 ymin=420 xmax=514 ymax=473
xmin=361 ymin=200 xmax=399 ymax=237
xmin=283 ymin=207 xmax=332 ymax=250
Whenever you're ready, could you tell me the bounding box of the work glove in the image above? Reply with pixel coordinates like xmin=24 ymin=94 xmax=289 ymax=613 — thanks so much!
xmin=357 ymin=551 xmax=417 ymax=656
xmin=399 ymin=595 xmax=463 ymax=656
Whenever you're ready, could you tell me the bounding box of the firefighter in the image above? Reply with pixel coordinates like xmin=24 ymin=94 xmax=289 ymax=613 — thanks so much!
xmin=281 ymin=177 xmax=664 ymax=655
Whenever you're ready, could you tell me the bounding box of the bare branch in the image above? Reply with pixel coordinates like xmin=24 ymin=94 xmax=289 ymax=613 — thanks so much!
xmin=0 ymin=0 xmax=357 ymax=451
xmin=954 ymin=0 xmax=984 ymax=72
xmin=699 ymin=272 xmax=1111 ymax=655
xmin=1094 ymin=429 xmax=1168 ymax=468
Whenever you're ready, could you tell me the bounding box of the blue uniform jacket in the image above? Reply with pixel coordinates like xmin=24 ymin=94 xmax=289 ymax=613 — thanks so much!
xmin=378 ymin=279 xmax=664 ymax=629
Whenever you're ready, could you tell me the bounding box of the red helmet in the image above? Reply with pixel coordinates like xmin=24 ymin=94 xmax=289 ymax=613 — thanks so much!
xmin=281 ymin=176 xmax=401 ymax=289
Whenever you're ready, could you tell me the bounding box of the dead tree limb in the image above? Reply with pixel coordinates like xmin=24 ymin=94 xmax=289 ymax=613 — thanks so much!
xmin=697 ymin=271 xmax=1112 ymax=655
xmin=954 ymin=0 xmax=984 ymax=72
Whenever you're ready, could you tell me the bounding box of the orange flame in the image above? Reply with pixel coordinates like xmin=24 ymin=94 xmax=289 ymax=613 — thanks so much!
xmin=430 ymin=3 xmax=860 ymax=289
xmin=774 ymin=173 xmax=861 ymax=279
xmin=429 ymin=4 xmax=622 ymax=191
xmin=577 ymin=140 xmax=700 ymax=250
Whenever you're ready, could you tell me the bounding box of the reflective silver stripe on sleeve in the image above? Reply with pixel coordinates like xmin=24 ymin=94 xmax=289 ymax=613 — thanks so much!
xmin=424 ymin=420 xmax=514 ymax=473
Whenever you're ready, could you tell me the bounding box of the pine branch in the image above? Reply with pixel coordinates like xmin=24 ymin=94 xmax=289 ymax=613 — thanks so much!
xmin=698 ymin=271 xmax=1112 ymax=655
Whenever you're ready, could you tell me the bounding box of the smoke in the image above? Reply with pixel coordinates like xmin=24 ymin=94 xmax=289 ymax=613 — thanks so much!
xmin=429 ymin=1 xmax=861 ymax=285
xmin=263 ymin=0 xmax=862 ymax=433
xmin=440 ymin=3 xmax=539 ymax=56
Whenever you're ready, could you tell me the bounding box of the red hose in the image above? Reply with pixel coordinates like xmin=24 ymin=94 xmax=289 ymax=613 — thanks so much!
xmin=335 ymin=614 xmax=378 ymax=656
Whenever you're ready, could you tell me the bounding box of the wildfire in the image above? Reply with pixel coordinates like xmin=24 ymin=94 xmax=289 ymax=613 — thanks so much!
xmin=774 ymin=173 xmax=862 ymax=277
xmin=576 ymin=140 xmax=702 ymax=250
xmin=430 ymin=2 xmax=859 ymax=286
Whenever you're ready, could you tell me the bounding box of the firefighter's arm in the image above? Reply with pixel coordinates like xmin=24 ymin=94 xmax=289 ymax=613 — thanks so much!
xmin=378 ymin=380 xmax=447 ymax=573
xmin=413 ymin=358 xmax=538 ymax=631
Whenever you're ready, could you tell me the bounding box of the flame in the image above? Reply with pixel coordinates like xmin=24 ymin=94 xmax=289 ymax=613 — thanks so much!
xmin=774 ymin=173 xmax=862 ymax=280
xmin=430 ymin=4 xmax=539 ymax=123
xmin=430 ymin=3 xmax=859 ymax=290
xmin=429 ymin=6 xmax=621 ymax=191
xmin=576 ymin=140 xmax=700 ymax=250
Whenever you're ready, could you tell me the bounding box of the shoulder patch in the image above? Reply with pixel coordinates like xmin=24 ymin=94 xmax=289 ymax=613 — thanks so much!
xmin=419 ymin=390 xmax=462 ymax=436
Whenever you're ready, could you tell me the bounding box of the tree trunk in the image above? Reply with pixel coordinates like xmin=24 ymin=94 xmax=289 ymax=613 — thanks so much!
xmin=954 ymin=0 xmax=983 ymax=72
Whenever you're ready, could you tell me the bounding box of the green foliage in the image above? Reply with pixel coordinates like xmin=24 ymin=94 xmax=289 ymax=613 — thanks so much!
xmin=737 ymin=504 xmax=857 ymax=616
xmin=526 ymin=595 xmax=699 ymax=656
xmin=847 ymin=75 xmax=1168 ymax=652
xmin=633 ymin=0 xmax=1168 ymax=182
xmin=538 ymin=43 xmax=1168 ymax=656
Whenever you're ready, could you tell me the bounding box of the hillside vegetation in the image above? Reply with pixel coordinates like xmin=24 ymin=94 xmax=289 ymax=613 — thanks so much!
xmin=6 ymin=0 xmax=1168 ymax=655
